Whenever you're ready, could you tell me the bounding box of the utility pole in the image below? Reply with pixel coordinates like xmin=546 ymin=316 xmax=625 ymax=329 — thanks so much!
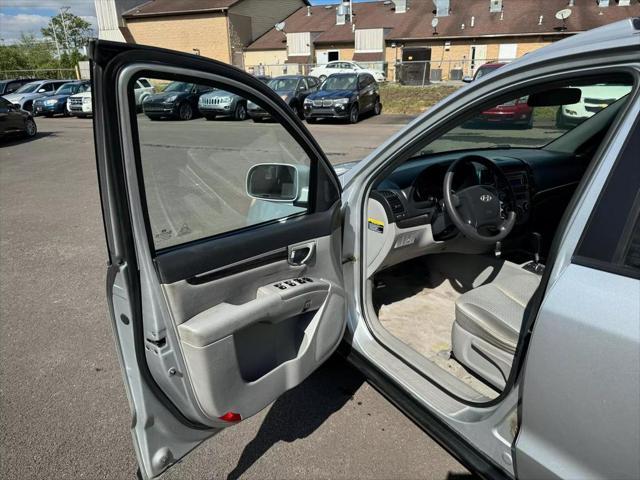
xmin=60 ymin=6 xmax=71 ymax=53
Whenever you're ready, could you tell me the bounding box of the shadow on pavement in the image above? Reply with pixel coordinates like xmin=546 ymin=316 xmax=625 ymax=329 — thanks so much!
xmin=227 ymin=355 xmax=364 ymax=480
xmin=0 ymin=131 xmax=54 ymax=147
xmin=446 ymin=474 xmax=481 ymax=479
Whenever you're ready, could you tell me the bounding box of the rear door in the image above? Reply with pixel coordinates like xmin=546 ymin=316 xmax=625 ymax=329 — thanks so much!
xmin=515 ymin=112 xmax=640 ymax=479
xmin=91 ymin=40 xmax=346 ymax=479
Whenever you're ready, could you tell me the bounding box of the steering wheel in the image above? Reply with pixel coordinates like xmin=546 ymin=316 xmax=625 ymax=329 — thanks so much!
xmin=443 ymin=155 xmax=517 ymax=244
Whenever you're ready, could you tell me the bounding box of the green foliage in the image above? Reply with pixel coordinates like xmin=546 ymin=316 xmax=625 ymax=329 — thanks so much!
xmin=41 ymin=11 xmax=92 ymax=51
xmin=0 ymin=10 xmax=91 ymax=78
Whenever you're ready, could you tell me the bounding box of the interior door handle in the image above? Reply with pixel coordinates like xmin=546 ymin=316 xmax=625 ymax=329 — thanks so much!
xmin=288 ymin=242 xmax=315 ymax=266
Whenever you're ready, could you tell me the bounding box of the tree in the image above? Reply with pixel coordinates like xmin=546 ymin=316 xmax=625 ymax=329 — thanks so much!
xmin=41 ymin=10 xmax=92 ymax=53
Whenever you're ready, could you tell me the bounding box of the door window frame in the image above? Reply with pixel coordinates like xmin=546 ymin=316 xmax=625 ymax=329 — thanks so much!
xmin=117 ymin=64 xmax=339 ymax=259
xmin=348 ymin=65 xmax=639 ymax=409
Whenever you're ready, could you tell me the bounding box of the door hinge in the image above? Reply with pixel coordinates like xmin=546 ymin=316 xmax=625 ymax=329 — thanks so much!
xmin=342 ymin=255 xmax=356 ymax=264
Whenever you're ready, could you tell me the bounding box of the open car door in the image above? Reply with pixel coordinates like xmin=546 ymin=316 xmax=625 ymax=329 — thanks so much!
xmin=90 ymin=40 xmax=346 ymax=479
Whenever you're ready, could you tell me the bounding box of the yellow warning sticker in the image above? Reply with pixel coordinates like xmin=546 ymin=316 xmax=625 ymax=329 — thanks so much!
xmin=368 ymin=217 xmax=384 ymax=234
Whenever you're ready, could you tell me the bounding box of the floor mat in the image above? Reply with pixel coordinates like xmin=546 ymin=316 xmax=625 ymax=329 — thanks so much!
xmin=375 ymin=261 xmax=498 ymax=398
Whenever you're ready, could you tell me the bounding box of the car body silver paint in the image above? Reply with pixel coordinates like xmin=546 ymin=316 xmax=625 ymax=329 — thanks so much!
xmin=339 ymin=19 xmax=640 ymax=478
xmin=516 ymin=265 xmax=640 ymax=479
xmin=514 ymin=93 xmax=640 ymax=479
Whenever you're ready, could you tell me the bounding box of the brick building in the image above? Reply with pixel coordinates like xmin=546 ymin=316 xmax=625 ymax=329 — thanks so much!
xmin=245 ymin=0 xmax=640 ymax=81
xmin=95 ymin=0 xmax=308 ymax=67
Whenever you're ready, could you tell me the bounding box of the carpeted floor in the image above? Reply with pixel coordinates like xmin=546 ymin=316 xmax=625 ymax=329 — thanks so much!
xmin=374 ymin=258 xmax=499 ymax=399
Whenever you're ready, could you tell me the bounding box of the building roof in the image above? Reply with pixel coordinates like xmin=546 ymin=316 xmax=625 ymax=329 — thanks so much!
xmin=124 ymin=0 xmax=311 ymax=19
xmin=247 ymin=0 xmax=640 ymax=50
xmin=123 ymin=0 xmax=240 ymax=18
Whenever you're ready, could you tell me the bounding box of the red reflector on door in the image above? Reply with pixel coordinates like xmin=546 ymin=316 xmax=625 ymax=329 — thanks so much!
xmin=219 ymin=411 xmax=242 ymax=422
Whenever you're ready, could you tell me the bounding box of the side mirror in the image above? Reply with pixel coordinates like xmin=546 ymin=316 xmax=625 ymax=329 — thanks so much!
xmin=246 ymin=164 xmax=308 ymax=203
xmin=462 ymin=76 xmax=474 ymax=83
xmin=38 ymin=88 xmax=46 ymax=92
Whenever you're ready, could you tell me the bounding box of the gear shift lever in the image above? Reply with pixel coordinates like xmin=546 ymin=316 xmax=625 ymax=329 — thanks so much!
xmin=532 ymin=232 xmax=542 ymax=265
xmin=524 ymin=232 xmax=545 ymax=275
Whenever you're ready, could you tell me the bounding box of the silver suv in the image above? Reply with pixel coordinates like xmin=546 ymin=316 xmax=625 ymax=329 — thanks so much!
xmin=90 ymin=18 xmax=640 ymax=480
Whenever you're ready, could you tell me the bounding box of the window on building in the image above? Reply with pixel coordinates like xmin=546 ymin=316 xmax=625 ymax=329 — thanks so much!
xmin=286 ymin=32 xmax=311 ymax=56
xmin=355 ymin=29 xmax=384 ymax=53
xmin=498 ymin=43 xmax=518 ymax=61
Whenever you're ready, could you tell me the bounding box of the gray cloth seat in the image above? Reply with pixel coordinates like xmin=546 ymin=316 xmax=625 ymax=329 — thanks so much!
xmin=452 ymin=264 xmax=541 ymax=387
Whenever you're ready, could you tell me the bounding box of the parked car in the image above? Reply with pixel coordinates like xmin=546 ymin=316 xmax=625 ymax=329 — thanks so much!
xmin=67 ymin=87 xmax=93 ymax=118
xmin=248 ymin=75 xmax=320 ymax=121
xmin=0 ymin=97 xmax=37 ymax=141
xmin=462 ymin=63 xmax=532 ymax=128
xmin=556 ymin=83 xmax=634 ymax=128
xmin=198 ymin=76 xmax=270 ymax=121
xmin=469 ymin=95 xmax=533 ymax=129
xmin=66 ymin=78 xmax=153 ymax=118
xmin=462 ymin=62 xmax=507 ymax=83
xmin=303 ymin=72 xmax=381 ymax=123
xmin=310 ymin=60 xmax=386 ymax=83
xmin=0 ymin=78 xmax=41 ymax=96
xmin=142 ymin=81 xmax=213 ymax=120
xmin=32 ymin=80 xmax=91 ymax=117
xmin=133 ymin=78 xmax=156 ymax=108
xmin=198 ymin=89 xmax=248 ymax=121
xmin=90 ymin=19 xmax=640 ymax=480
xmin=2 ymin=79 xmax=72 ymax=112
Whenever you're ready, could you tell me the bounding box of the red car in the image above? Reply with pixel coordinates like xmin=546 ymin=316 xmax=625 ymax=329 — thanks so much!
xmin=465 ymin=62 xmax=534 ymax=128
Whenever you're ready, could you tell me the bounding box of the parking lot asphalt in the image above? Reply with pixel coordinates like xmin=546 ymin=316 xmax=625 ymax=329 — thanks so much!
xmin=0 ymin=116 xmax=473 ymax=479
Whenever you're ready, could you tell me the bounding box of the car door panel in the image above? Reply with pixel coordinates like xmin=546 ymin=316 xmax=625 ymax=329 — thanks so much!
xmin=92 ymin=40 xmax=345 ymax=478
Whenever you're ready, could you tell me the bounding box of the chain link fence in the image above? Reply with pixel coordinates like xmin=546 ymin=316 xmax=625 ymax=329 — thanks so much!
xmin=246 ymin=58 xmax=514 ymax=85
xmin=0 ymin=68 xmax=78 ymax=80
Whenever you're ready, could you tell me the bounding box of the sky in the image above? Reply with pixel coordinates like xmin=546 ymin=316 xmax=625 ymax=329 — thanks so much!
xmin=0 ymin=0 xmax=369 ymax=45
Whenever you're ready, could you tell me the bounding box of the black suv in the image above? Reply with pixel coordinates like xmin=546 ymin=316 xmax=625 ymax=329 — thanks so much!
xmin=303 ymin=72 xmax=381 ymax=124
xmin=142 ymin=81 xmax=213 ymax=120
xmin=248 ymin=75 xmax=320 ymax=121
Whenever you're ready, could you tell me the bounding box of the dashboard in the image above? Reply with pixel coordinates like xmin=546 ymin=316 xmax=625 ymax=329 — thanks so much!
xmin=366 ymin=148 xmax=584 ymax=276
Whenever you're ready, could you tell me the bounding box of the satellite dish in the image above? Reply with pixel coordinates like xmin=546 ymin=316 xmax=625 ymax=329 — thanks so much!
xmin=275 ymin=21 xmax=286 ymax=32
xmin=555 ymin=8 xmax=572 ymax=20
xmin=431 ymin=17 xmax=439 ymax=28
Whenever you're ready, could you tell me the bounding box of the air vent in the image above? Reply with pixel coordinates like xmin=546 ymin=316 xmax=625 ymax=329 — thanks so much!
xmin=381 ymin=190 xmax=407 ymax=218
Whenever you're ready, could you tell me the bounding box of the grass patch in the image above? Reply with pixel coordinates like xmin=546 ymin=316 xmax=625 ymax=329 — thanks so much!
xmin=380 ymin=83 xmax=462 ymax=115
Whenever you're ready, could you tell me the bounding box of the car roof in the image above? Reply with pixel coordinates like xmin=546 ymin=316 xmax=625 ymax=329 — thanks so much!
xmin=273 ymin=75 xmax=303 ymax=79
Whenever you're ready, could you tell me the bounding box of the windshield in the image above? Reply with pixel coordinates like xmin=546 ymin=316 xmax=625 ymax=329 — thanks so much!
xmin=322 ymin=75 xmax=357 ymax=91
xmin=164 ymin=82 xmax=192 ymax=93
xmin=268 ymin=78 xmax=299 ymax=91
xmin=14 ymin=82 xmax=40 ymax=94
xmin=56 ymin=83 xmax=82 ymax=95
xmin=414 ymin=80 xmax=633 ymax=158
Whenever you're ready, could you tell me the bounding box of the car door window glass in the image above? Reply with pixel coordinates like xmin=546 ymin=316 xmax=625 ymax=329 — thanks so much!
xmin=575 ymin=116 xmax=640 ymax=277
xmin=134 ymin=75 xmax=312 ymax=250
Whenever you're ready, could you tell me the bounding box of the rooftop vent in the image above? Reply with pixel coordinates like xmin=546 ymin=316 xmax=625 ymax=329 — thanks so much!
xmin=393 ymin=0 xmax=407 ymax=13
xmin=489 ymin=0 xmax=503 ymax=13
xmin=336 ymin=1 xmax=352 ymax=25
xmin=433 ymin=0 xmax=449 ymax=17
